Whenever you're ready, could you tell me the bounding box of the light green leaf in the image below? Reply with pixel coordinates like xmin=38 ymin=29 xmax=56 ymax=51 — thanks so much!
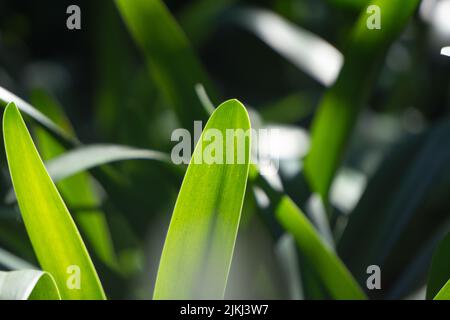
xmin=0 ymin=270 xmax=61 ymax=300
xmin=115 ymin=0 xmax=217 ymax=129
xmin=153 ymin=99 xmax=251 ymax=299
xmin=435 ymin=279 xmax=450 ymax=300
xmin=427 ymin=233 xmax=450 ymax=299
xmin=3 ymin=103 xmax=106 ymax=300
xmin=304 ymin=0 xmax=420 ymax=200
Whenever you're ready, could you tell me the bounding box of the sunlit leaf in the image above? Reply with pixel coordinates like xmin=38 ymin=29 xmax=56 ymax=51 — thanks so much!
xmin=153 ymin=99 xmax=251 ymax=299
xmin=3 ymin=103 xmax=106 ymax=300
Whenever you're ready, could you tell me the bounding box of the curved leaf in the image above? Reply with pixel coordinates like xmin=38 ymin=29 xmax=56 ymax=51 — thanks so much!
xmin=153 ymin=99 xmax=251 ymax=299
xmin=0 ymin=270 xmax=61 ymax=300
xmin=3 ymin=103 xmax=105 ymax=300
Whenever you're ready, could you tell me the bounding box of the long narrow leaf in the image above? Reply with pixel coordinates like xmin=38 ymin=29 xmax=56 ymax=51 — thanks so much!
xmin=304 ymin=0 xmax=420 ymax=200
xmin=3 ymin=103 xmax=105 ymax=300
xmin=153 ymin=99 xmax=251 ymax=299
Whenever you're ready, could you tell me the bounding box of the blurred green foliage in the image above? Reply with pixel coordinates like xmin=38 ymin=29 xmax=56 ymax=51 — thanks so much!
xmin=0 ymin=0 xmax=449 ymax=299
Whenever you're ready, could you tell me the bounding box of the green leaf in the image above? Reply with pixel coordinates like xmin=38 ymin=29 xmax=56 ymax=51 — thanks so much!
xmin=3 ymin=103 xmax=106 ymax=300
xmin=115 ymin=0 xmax=217 ymax=129
xmin=253 ymin=173 xmax=366 ymax=299
xmin=427 ymin=233 xmax=450 ymax=299
xmin=153 ymin=99 xmax=251 ymax=299
xmin=304 ymin=0 xmax=420 ymax=200
xmin=0 ymin=270 xmax=61 ymax=300
xmin=435 ymin=279 xmax=450 ymax=300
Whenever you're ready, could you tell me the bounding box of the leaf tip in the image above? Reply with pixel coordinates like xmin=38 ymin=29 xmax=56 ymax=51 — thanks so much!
xmin=2 ymin=102 xmax=21 ymax=137
xmin=215 ymin=98 xmax=251 ymax=128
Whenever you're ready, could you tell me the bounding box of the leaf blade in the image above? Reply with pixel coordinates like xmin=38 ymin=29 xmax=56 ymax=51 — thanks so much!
xmin=3 ymin=103 xmax=106 ymax=300
xmin=153 ymin=99 xmax=251 ymax=299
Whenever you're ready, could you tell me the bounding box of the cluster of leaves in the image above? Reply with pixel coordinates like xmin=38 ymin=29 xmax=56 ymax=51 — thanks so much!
xmin=0 ymin=0 xmax=449 ymax=300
